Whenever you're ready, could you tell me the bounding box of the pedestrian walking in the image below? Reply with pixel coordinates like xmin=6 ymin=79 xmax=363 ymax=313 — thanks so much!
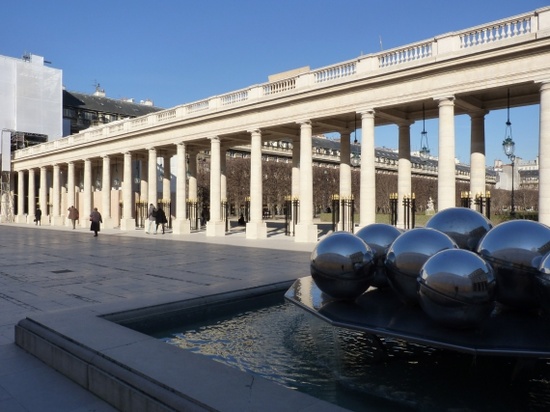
xmin=146 ymin=203 xmax=156 ymax=234
xmin=35 ymin=208 xmax=42 ymax=225
xmin=89 ymin=207 xmax=102 ymax=237
xmin=68 ymin=206 xmax=79 ymax=229
xmin=155 ymin=205 xmax=168 ymax=234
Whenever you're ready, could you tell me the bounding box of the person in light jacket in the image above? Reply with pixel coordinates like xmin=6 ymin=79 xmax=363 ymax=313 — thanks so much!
xmin=68 ymin=206 xmax=79 ymax=229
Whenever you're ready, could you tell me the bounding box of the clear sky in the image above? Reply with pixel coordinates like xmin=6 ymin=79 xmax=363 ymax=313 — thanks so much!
xmin=1 ymin=0 xmax=547 ymax=165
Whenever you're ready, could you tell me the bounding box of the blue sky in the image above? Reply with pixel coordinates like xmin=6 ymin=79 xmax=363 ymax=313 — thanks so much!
xmin=1 ymin=0 xmax=547 ymax=165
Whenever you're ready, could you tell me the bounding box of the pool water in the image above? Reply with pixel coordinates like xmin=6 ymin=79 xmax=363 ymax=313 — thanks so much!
xmin=157 ymin=300 xmax=550 ymax=411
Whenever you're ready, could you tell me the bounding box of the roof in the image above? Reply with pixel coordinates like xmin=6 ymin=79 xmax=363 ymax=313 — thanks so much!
xmin=63 ymin=90 xmax=163 ymax=117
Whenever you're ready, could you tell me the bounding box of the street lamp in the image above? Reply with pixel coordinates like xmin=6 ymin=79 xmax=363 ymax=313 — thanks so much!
xmin=350 ymin=114 xmax=361 ymax=167
xmin=419 ymin=103 xmax=430 ymax=161
xmin=502 ymin=89 xmax=516 ymax=217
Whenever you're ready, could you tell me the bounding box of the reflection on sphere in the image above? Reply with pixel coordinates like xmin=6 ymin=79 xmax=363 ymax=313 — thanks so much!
xmin=418 ymin=249 xmax=496 ymax=328
xmin=385 ymin=228 xmax=458 ymax=305
xmin=355 ymin=223 xmax=402 ymax=289
xmin=477 ymin=220 xmax=550 ymax=310
xmin=426 ymin=207 xmax=492 ymax=251
xmin=310 ymin=231 xmax=375 ymax=300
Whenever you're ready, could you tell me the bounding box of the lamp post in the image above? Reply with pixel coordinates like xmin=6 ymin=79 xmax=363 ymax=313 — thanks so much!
xmin=502 ymin=137 xmax=516 ymax=217
xmin=350 ymin=114 xmax=361 ymax=167
xmin=419 ymin=103 xmax=430 ymax=161
xmin=502 ymin=89 xmax=516 ymax=218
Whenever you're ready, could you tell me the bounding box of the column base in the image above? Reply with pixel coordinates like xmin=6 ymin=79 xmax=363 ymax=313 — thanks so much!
xmin=206 ymin=220 xmax=226 ymax=237
xmin=246 ymin=221 xmax=267 ymax=239
xmin=101 ymin=217 xmax=116 ymax=229
xmin=120 ymin=218 xmax=136 ymax=231
xmin=172 ymin=218 xmax=191 ymax=234
xmin=15 ymin=215 xmax=27 ymax=224
xmin=51 ymin=216 xmax=65 ymax=226
xmin=295 ymin=223 xmax=318 ymax=243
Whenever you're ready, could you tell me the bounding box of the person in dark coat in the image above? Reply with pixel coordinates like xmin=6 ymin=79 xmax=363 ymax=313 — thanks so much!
xmin=89 ymin=207 xmax=102 ymax=237
xmin=35 ymin=208 xmax=42 ymax=225
xmin=155 ymin=206 xmax=168 ymax=234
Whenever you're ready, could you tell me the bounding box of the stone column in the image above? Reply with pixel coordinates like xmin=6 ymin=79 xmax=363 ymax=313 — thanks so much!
xmin=16 ymin=170 xmax=25 ymax=223
xmin=206 ymin=136 xmax=226 ymax=236
xmin=139 ymin=158 xmax=147 ymax=205
xmin=188 ymin=151 xmax=198 ymax=201
xmin=52 ymin=164 xmax=63 ymax=226
xmin=148 ymin=147 xmax=158 ymax=207
xmin=539 ymin=82 xmax=550 ymax=225
xmin=339 ymin=131 xmax=352 ymax=231
xmin=162 ymin=154 xmax=171 ymax=205
xmin=291 ymin=137 xmax=300 ymax=236
xmin=397 ymin=123 xmax=412 ymax=228
xmin=437 ymin=97 xmax=456 ymax=210
xmin=220 ymin=147 xmax=227 ymax=203
xmin=359 ymin=110 xmax=376 ymax=227
xmin=102 ymin=155 xmax=112 ymax=228
xmin=82 ymin=158 xmax=92 ymax=227
xmin=66 ymin=162 xmax=75 ymax=227
xmin=39 ymin=166 xmax=47 ymax=224
xmin=28 ymin=168 xmax=36 ymax=224
xmin=246 ymin=129 xmax=267 ymax=239
xmin=173 ymin=142 xmax=190 ymax=234
xmin=295 ymin=121 xmax=318 ymax=242
xmin=120 ymin=152 xmax=135 ymax=230
xmin=470 ymin=111 xmax=487 ymax=202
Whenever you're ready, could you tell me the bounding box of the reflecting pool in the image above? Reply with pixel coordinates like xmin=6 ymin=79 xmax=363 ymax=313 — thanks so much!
xmin=155 ymin=298 xmax=550 ymax=411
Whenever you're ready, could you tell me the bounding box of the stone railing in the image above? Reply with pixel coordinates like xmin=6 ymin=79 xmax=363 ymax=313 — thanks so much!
xmin=12 ymin=7 xmax=549 ymax=160
xmin=378 ymin=41 xmax=433 ymax=68
xmin=459 ymin=15 xmax=532 ymax=48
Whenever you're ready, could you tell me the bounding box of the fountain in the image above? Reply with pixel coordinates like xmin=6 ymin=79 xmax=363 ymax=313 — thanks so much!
xmin=285 ymin=208 xmax=550 ymax=356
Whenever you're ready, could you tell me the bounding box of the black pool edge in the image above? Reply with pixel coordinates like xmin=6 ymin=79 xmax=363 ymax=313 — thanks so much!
xmin=14 ymin=281 xmax=348 ymax=412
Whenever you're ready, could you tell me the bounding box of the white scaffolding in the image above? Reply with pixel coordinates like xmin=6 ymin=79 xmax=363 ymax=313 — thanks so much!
xmin=0 ymin=171 xmax=14 ymax=223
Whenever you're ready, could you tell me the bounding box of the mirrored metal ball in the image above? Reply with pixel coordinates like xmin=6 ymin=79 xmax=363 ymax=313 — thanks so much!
xmin=385 ymin=228 xmax=458 ymax=305
xmin=310 ymin=231 xmax=375 ymax=300
xmin=355 ymin=223 xmax=402 ymax=289
xmin=477 ymin=220 xmax=550 ymax=310
xmin=418 ymin=249 xmax=496 ymax=328
xmin=536 ymin=252 xmax=550 ymax=316
xmin=425 ymin=207 xmax=493 ymax=251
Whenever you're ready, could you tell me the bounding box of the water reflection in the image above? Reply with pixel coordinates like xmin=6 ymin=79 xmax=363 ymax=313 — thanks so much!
xmin=159 ymin=302 xmax=550 ymax=411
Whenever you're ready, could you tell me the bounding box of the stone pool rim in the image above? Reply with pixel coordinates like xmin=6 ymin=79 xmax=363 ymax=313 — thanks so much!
xmin=15 ymin=280 xmax=346 ymax=412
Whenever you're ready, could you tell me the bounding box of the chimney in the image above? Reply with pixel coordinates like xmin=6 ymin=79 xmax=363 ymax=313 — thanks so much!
xmin=140 ymin=99 xmax=154 ymax=106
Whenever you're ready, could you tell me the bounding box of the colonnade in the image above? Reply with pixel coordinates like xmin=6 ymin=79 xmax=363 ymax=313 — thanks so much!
xmin=11 ymin=83 xmax=550 ymax=241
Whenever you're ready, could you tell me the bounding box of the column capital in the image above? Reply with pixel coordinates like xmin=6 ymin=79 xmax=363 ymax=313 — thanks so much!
xmin=539 ymin=81 xmax=550 ymax=92
xmin=247 ymin=128 xmax=261 ymax=135
xmin=360 ymin=109 xmax=375 ymax=119
xmin=435 ymin=96 xmax=456 ymax=105
xmin=296 ymin=120 xmax=311 ymax=126
xmin=468 ymin=109 xmax=489 ymax=119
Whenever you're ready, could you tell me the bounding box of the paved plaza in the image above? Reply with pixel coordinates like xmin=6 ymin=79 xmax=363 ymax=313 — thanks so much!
xmin=0 ymin=222 xmax=317 ymax=411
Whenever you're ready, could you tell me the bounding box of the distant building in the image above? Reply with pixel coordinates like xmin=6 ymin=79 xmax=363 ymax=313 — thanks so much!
xmin=495 ymin=157 xmax=539 ymax=191
xmin=63 ymin=85 xmax=163 ymax=136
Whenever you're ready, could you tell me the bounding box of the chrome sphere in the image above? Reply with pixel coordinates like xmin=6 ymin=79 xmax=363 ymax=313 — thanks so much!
xmin=425 ymin=207 xmax=492 ymax=251
xmin=418 ymin=249 xmax=496 ymax=328
xmin=477 ymin=220 xmax=550 ymax=310
xmin=536 ymin=252 xmax=550 ymax=316
xmin=310 ymin=231 xmax=375 ymax=300
xmin=355 ymin=223 xmax=402 ymax=288
xmin=385 ymin=228 xmax=458 ymax=305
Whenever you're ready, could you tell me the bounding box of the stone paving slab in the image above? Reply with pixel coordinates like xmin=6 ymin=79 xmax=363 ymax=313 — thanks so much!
xmin=0 ymin=222 xmax=321 ymax=411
